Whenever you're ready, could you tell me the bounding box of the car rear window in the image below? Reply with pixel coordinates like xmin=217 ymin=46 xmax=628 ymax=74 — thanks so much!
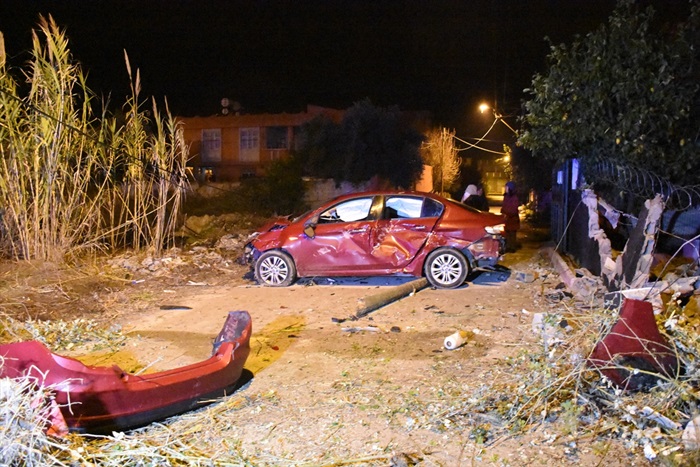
xmin=421 ymin=198 xmax=444 ymax=217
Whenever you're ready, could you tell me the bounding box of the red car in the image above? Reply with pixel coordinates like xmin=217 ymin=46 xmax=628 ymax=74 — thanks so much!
xmin=244 ymin=191 xmax=505 ymax=289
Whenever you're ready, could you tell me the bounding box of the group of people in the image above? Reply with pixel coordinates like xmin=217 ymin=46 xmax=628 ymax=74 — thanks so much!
xmin=461 ymin=181 xmax=520 ymax=253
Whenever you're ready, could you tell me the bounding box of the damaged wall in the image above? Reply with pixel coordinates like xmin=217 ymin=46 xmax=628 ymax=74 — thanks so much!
xmin=616 ymin=195 xmax=665 ymax=289
xmin=568 ymin=189 xmax=665 ymax=292
xmin=565 ymin=189 xmax=603 ymax=276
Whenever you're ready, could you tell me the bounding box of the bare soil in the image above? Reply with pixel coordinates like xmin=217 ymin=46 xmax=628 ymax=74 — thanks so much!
xmin=1 ymin=225 xmax=642 ymax=466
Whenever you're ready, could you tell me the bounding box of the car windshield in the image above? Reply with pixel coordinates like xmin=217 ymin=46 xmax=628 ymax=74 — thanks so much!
xmin=291 ymin=209 xmax=313 ymax=223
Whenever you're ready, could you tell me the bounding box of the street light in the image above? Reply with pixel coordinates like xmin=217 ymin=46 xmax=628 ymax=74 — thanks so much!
xmin=479 ymin=103 xmax=518 ymax=136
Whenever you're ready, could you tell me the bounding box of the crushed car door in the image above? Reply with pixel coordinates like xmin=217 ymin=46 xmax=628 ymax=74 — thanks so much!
xmin=370 ymin=195 xmax=443 ymax=269
xmin=295 ymin=196 xmax=383 ymax=274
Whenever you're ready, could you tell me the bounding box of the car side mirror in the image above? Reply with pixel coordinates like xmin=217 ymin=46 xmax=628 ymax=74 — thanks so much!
xmin=304 ymin=224 xmax=316 ymax=239
xmin=303 ymin=217 xmax=318 ymax=238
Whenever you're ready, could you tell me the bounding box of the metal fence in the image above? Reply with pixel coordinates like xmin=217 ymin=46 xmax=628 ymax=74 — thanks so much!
xmin=551 ymin=157 xmax=700 ymax=273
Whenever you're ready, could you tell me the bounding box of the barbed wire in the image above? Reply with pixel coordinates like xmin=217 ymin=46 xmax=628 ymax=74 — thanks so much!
xmin=585 ymin=156 xmax=700 ymax=211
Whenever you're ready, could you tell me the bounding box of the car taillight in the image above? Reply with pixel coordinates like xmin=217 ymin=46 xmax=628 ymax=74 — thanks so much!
xmin=485 ymin=224 xmax=505 ymax=235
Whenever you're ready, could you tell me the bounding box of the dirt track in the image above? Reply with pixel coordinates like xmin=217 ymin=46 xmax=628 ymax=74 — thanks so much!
xmin=0 ymin=221 xmax=643 ymax=464
xmin=85 ymin=225 xmax=632 ymax=466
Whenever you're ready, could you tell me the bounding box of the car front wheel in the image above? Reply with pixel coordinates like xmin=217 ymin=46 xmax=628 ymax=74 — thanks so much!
xmin=255 ymin=250 xmax=297 ymax=287
xmin=424 ymin=248 xmax=469 ymax=289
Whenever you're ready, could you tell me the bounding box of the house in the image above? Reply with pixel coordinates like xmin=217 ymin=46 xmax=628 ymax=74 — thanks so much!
xmin=178 ymin=105 xmax=344 ymax=182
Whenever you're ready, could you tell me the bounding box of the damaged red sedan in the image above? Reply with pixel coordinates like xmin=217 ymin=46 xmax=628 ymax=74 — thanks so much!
xmin=244 ymin=191 xmax=505 ymax=289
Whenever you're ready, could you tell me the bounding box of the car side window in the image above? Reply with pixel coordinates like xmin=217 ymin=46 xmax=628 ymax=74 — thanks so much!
xmin=319 ymin=197 xmax=373 ymax=223
xmin=421 ymin=198 xmax=444 ymax=218
xmin=384 ymin=196 xmax=424 ymax=219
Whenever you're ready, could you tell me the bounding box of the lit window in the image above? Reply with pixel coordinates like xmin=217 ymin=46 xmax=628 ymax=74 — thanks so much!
xmin=385 ymin=196 xmax=423 ymax=219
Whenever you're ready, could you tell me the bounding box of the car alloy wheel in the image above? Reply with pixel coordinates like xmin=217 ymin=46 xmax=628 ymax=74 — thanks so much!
xmin=255 ymin=250 xmax=297 ymax=287
xmin=425 ymin=248 xmax=468 ymax=289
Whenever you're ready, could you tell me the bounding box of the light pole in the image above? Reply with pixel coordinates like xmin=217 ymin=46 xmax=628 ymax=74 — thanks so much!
xmin=476 ymin=103 xmax=518 ymax=202
xmin=479 ymin=103 xmax=518 ymax=136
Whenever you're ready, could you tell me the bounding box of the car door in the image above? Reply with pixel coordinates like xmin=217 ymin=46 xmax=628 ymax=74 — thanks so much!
xmin=370 ymin=195 xmax=443 ymax=270
xmin=293 ymin=196 xmax=383 ymax=275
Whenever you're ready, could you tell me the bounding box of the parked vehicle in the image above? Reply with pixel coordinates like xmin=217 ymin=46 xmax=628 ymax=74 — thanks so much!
xmin=244 ymin=191 xmax=505 ymax=289
xmin=0 ymin=311 xmax=252 ymax=435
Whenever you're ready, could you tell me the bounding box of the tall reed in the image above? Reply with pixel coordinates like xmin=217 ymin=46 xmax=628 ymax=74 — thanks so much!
xmin=0 ymin=16 xmax=188 ymax=262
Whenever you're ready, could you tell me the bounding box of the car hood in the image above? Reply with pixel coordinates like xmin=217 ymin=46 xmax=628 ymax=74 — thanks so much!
xmin=256 ymin=217 xmax=292 ymax=233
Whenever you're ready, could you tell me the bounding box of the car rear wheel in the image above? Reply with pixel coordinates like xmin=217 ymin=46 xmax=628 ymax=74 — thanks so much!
xmin=255 ymin=250 xmax=297 ymax=287
xmin=425 ymin=248 xmax=469 ymax=289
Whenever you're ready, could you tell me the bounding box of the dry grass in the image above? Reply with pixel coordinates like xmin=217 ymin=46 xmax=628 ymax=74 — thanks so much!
xmin=437 ymin=293 xmax=700 ymax=464
xmin=0 ymin=377 xmax=69 ymax=466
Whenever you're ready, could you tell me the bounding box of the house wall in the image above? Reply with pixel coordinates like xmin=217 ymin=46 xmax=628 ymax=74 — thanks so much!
xmin=179 ymin=106 xmax=344 ymax=182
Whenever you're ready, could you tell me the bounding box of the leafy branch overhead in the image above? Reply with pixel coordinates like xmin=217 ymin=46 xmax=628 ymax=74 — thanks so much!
xmin=521 ymin=0 xmax=700 ymax=186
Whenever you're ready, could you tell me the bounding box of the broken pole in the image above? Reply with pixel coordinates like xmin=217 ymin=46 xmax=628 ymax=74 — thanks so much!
xmin=355 ymin=277 xmax=429 ymax=319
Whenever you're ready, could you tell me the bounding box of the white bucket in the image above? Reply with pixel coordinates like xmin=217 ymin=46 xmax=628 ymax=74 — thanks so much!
xmin=444 ymin=330 xmax=470 ymax=350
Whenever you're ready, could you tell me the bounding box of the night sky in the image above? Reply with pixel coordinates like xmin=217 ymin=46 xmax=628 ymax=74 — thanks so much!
xmin=0 ymin=0 xmax=693 ymax=137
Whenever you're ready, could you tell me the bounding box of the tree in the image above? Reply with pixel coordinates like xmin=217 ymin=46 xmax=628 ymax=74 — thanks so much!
xmin=238 ymin=156 xmax=308 ymax=216
xmin=341 ymin=99 xmax=425 ymax=189
xmin=295 ymin=114 xmax=345 ymax=181
xmin=421 ymin=128 xmax=461 ymax=194
xmin=520 ymin=0 xmax=700 ymax=186
xmin=296 ymin=99 xmax=425 ymax=189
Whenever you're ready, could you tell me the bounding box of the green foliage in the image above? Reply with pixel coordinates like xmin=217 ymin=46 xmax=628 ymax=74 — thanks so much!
xmin=521 ymin=0 xmax=700 ymax=185
xmin=296 ymin=114 xmax=345 ymax=180
xmin=237 ymin=156 xmax=308 ymax=216
xmin=297 ymin=99 xmax=425 ymax=189
xmin=510 ymin=145 xmax=554 ymax=193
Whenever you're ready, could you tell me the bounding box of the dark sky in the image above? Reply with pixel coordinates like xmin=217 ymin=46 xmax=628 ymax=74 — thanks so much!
xmin=0 ymin=0 xmax=692 ymax=136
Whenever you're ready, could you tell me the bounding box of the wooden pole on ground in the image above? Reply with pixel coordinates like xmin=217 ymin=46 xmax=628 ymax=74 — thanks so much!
xmin=355 ymin=277 xmax=429 ymax=319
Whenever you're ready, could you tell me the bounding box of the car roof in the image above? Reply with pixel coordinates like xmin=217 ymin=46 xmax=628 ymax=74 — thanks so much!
xmin=330 ymin=190 xmax=445 ymax=203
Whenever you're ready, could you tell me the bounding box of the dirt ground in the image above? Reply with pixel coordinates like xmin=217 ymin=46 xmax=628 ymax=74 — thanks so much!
xmin=1 ymin=225 xmax=645 ymax=466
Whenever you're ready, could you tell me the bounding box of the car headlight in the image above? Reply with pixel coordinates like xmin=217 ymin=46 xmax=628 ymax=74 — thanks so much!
xmin=485 ymin=224 xmax=505 ymax=235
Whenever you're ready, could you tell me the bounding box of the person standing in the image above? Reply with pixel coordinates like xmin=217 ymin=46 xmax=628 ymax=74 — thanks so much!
xmin=501 ymin=181 xmax=520 ymax=252
xmin=472 ymin=184 xmax=490 ymax=211
xmin=461 ymin=184 xmax=478 ymax=203
xmin=462 ymin=183 xmax=490 ymax=211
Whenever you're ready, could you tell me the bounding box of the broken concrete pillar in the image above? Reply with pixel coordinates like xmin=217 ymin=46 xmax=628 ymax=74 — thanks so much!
xmin=581 ymin=189 xmax=616 ymax=285
xmin=615 ymin=194 xmax=665 ymax=289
